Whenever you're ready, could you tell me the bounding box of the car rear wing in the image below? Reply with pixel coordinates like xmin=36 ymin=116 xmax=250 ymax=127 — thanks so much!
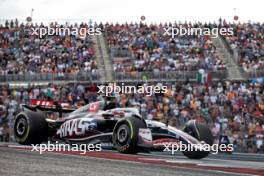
xmin=22 ymin=100 xmax=76 ymax=114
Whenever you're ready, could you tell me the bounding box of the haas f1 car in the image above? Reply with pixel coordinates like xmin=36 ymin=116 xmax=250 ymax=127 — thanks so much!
xmin=14 ymin=100 xmax=214 ymax=159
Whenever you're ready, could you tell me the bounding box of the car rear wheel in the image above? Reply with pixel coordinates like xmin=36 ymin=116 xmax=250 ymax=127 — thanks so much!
xmin=14 ymin=111 xmax=48 ymax=145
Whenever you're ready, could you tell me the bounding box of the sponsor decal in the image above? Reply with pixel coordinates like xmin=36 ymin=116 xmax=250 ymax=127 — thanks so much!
xmin=88 ymin=102 xmax=100 ymax=112
xmin=139 ymin=128 xmax=152 ymax=141
xmin=30 ymin=99 xmax=70 ymax=108
xmin=31 ymin=100 xmax=54 ymax=107
xmin=101 ymin=142 xmax=114 ymax=147
xmin=57 ymin=118 xmax=97 ymax=138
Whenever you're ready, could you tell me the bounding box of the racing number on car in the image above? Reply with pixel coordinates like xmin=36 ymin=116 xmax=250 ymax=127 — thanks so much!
xmin=88 ymin=102 xmax=99 ymax=112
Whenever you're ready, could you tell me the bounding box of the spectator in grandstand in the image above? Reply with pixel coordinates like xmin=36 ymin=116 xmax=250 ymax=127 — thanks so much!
xmin=256 ymin=125 xmax=264 ymax=152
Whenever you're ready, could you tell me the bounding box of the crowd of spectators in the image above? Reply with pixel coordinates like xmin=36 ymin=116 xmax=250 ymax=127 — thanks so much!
xmin=2 ymin=20 xmax=264 ymax=77
xmin=0 ymin=81 xmax=263 ymax=153
xmin=1 ymin=20 xmax=264 ymax=78
xmin=0 ymin=20 xmax=97 ymax=76
xmin=105 ymin=22 xmax=226 ymax=72
xmin=224 ymin=22 xmax=264 ymax=73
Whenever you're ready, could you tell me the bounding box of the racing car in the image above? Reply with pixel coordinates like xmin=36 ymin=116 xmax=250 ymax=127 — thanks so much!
xmin=13 ymin=99 xmax=213 ymax=159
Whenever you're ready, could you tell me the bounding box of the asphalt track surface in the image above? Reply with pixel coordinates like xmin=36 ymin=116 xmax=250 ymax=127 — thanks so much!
xmin=0 ymin=144 xmax=264 ymax=176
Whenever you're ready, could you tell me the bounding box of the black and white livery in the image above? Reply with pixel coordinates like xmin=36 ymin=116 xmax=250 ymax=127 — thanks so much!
xmin=14 ymin=100 xmax=213 ymax=159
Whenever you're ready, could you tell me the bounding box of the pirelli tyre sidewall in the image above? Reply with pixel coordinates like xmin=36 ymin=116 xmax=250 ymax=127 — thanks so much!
xmin=182 ymin=120 xmax=214 ymax=159
xmin=14 ymin=111 xmax=48 ymax=145
xmin=113 ymin=117 xmax=146 ymax=154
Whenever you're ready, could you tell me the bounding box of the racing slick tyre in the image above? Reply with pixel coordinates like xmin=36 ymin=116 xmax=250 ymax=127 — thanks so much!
xmin=113 ymin=116 xmax=147 ymax=154
xmin=14 ymin=110 xmax=48 ymax=145
xmin=182 ymin=120 xmax=213 ymax=159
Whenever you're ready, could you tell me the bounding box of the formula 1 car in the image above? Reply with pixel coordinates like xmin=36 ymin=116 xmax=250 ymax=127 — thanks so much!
xmin=14 ymin=100 xmax=213 ymax=159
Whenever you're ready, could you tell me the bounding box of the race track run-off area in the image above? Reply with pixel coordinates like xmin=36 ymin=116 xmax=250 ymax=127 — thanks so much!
xmin=0 ymin=144 xmax=264 ymax=176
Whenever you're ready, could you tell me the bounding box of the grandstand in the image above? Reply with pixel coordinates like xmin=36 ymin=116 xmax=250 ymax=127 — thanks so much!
xmin=0 ymin=19 xmax=263 ymax=153
xmin=223 ymin=22 xmax=264 ymax=77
